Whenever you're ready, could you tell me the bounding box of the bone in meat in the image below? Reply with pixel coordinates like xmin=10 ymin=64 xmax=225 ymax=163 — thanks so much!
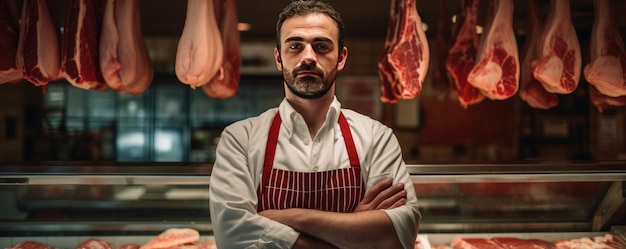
xmin=202 ymin=0 xmax=240 ymax=99
xmin=532 ymin=0 xmax=581 ymax=94
xmin=446 ymin=0 xmax=485 ymax=108
xmin=16 ymin=0 xmax=61 ymax=86
xmin=99 ymin=0 xmax=153 ymax=95
xmin=60 ymin=0 xmax=107 ymax=90
xmin=176 ymin=0 xmax=223 ymax=89
xmin=467 ymin=0 xmax=519 ymax=100
xmin=0 ymin=0 xmax=22 ymax=84
xmin=583 ymin=0 xmax=626 ymax=97
xmin=519 ymin=0 xmax=558 ymax=109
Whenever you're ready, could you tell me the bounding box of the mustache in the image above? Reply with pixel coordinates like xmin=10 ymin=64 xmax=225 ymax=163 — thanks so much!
xmin=293 ymin=63 xmax=323 ymax=77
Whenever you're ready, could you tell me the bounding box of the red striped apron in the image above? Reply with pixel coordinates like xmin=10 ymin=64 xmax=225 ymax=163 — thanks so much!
xmin=256 ymin=111 xmax=364 ymax=213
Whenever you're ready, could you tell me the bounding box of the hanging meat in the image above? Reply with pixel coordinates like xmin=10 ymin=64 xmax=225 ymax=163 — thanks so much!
xmin=202 ymin=0 xmax=240 ymax=99
xmin=378 ymin=0 xmax=401 ymax=103
xmin=466 ymin=0 xmax=519 ymax=100
xmin=518 ymin=0 xmax=558 ymax=109
xmin=583 ymin=0 xmax=626 ymax=97
xmin=60 ymin=0 xmax=107 ymax=90
xmin=0 ymin=0 xmax=22 ymax=84
xmin=445 ymin=0 xmax=485 ymax=108
xmin=16 ymin=0 xmax=61 ymax=86
xmin=99 ymin=0 xmax=153 ymax=95
xmin=589 ymin=84 xmax=626 ymax=113
xmin=532 ymin=0 xmax=581 ymax=94
xmin=176 ymin=0 xmax=224 ymax=89
xmin=379 ymin=0 xmax=429 ymax=103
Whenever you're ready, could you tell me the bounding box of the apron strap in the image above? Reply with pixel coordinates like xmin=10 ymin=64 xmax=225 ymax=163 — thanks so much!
xmin=258 ymin=112 xmax=282 ymax=198
xmin=338 ymin=112 xmax=360 ymax=168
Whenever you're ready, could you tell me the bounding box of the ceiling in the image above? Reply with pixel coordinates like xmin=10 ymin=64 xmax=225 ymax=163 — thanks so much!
xmin=137 ymin=0 xmax=626 ymax=41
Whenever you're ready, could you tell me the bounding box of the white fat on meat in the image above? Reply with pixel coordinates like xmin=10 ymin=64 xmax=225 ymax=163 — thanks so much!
xmin=532 ymin=0 xmax=581 ymax=94
xmin=176 ymin=0 xmax=224 ymax=89
xmin=202 ymin=0 xmax=240 ymax=99
xmin=0 ymin=0 xmax=22 ymax=84
xmin=467 ymin=0 xmax=519 ymax=100
xmin=583 ymin=0 xmax=626 ymax=98
xmin=99 ymin=0 xmax=153 ymax=95
xmin=16 ymin=0 xmax=61 ymax=86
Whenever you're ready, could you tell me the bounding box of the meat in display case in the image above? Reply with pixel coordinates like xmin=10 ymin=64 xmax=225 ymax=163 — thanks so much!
xmin=0 ymin=161 xmax=625 ymax=248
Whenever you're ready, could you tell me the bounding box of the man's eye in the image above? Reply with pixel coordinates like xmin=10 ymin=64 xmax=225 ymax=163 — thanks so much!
xmin=315 ymin=44 xmax=330 ymax=51
xmin=288 ymin=44 xmax=301 ymax=49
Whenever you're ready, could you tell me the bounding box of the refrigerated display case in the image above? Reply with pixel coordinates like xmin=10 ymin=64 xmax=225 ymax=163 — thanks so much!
xmin=1 ymin=161 xmax=625 ymax=248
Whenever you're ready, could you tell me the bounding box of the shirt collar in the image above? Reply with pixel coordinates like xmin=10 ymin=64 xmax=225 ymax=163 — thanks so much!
xmin=278 ymin=96 xmax=341 ymax=139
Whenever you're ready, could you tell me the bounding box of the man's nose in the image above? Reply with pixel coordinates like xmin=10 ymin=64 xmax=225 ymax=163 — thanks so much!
xmin=301 ymin=44 xmax=317 ymax=65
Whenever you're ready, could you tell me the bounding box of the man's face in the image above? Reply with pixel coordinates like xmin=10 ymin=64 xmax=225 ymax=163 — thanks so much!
xmin=274 ymin=13 xmax=347 ymax=99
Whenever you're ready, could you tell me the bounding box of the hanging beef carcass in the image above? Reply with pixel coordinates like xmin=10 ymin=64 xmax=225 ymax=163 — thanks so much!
xmin=60 ymin=0 xmax=107 ymax=90
xmin=99 ymin=0 xmax=153 ymax=95
xmin=379 ymin=0 xmax=429 ymax=103
xmin=378 ymin=0 xmax=401 ymax=103
xmin=202 ymin=0 xmax=240 ymax=99
xmin=519 ymin=0 xmax=558 ymax=109
xmin=446 ymin=0 xmax=485 ymax=108
xmin=467 ymin=0 xmax=519 ymax=100
xmin=176 ymin=0 xmax=223 ymax=89
xmin=533 ymin=0 xmax=581 ymax=94
xmin=16 ymin=0 xmax=61 ymax=86
xmin=584 ymin=0 xmax=626 ymax=97
xmin=0 ymin=0 xmax=22 ymax=84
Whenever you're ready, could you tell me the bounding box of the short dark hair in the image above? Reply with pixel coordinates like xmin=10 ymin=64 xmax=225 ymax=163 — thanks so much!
xmin=275 ymin=0 xmax=345 ymax=53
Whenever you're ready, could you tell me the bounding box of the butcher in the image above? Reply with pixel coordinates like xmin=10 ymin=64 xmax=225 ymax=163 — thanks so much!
xmin=208 ymin=1 xmax=421 ymax=248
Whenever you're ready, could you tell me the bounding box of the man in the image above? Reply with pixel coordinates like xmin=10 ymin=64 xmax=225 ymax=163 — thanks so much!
xmin=208 ymin=1 xmax=421 ymax=248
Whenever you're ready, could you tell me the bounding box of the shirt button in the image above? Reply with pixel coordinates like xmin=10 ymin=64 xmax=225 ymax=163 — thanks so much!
xmin=312 ymin=166 xmax=319 ymax=171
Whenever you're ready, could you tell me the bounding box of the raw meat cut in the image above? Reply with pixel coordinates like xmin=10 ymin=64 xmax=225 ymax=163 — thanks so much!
xmin=99 ymin=0 xmax=153 ymax=95
xmin=176 ymin=0 xmax=223 ymax=89
xmin=139 ymin=228 xmax=200 ymax=249
xmin=518 ymin=0 xmax=558 ymax=109
xmin=446 ymin=0 xmax=485 ymax=108
xmin=202 ymin=0 xmax=240 ymax=99
xmin=117 ymin=244 xmax=139 ymax=249
xmin=7 ymin=241 xmax=54 ymax=249
xmin=75 ymin=239 xmax=114 ymax=249
xmin=532 ymin=0 xmax=581 ymax=94
xmin=385 ymin=0 xmax=429 ymax=99
xmin=60 ymin=0 xmax=107 ymax=90
xmin=378 ymin=0 xmax=402 ymax=103
xmin=466 ymin=0 xmax=519 ymax=100
xmin=0 ymin=0 xmax=22 ymax=84
xmin=583 ymin=0 xmax=626 ymax=97
xmin=554 ymin=234 xmax=621 ymax=249
xmin=589 ymin=84 xmax=626 ymax=113
xmin=431 ymin=0 xmax=453 ymax=100
xmin=452 ymin=237 xmax=503 ymax=249
xmin=16 ymin=0 xmax=61 ymax=86
xmin=492 ymin=237 xmax=556 ymax=249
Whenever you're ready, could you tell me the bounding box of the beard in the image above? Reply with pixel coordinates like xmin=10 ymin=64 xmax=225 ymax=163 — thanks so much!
xmin=283 ymin=61 xmax=337 ymax=99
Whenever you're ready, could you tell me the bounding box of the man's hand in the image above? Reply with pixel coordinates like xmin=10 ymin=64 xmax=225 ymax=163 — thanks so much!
xmin=353 ymin=178 xmax=406 ymax=212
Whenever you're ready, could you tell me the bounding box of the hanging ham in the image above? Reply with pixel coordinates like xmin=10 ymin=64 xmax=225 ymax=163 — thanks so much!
xmin=466 ymin=0 xmax=519 ymax=100
xmin=202 ymin=0 xmax=240 ymax=99
xmin=16 ymin=0 xmax=61 ymax=86
xmin=519 ymin=0 xmax=558 ymax=109
xmin=532 ymin=0 xmax=581 ymax=94
xmin=60 ymin=0 xmax=107 ymax=90
xmin=446 ymin=0 xmax=485 ymax=108
xmin=176 ymin=0 xmax=223 ymax=89
xmin=0 ymin=0 xmax=22 ymax=84
xmin=589 ymin=84 xmax=626 ymax=113
xmin=378 ymin=0 xmax=429 ymax=103
xmin=99 ymin=0 xmax=153 ymax=95
xmin=583 ymin=0 xmax=626 ymax=97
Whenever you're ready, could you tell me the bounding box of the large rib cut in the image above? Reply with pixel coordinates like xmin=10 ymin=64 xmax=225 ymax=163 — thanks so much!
xmin=533 ymin=0 xmax=581 ymax=94
xmin=202 ymin=0 xmax=240 ymax=99
xmin=378 ymin=0 xmax=401 ymax=103
xmin=0 ymin=0 xmax=22 ymax=84
xmin=60 ymin=0 xmax=107 ymax=90
xmin=99 ymin=0 xmax=153 ymax=95
xmin=446 ymin=0 xmax=484 ymax=108
xmin=176 ymin=0 xmax=223 ymax=89
xmin=519 ymin=0 xmax=558 ymax=109
xmin=467 ymin=0 xmax=519 ymax=100
xmin=16 ymin=0 xmax=61 ymax=86
xmin=583 ymin=0 xmax=626 ymax=97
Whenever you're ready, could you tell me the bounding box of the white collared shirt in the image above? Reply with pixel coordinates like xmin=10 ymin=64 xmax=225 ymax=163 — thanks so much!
xmin=209 ymin=96 xmax=421 ymax=249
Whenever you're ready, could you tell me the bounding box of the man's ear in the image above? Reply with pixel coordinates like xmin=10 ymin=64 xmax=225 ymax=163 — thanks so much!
xmin=274 ymin=47 xmax=282 ymax=71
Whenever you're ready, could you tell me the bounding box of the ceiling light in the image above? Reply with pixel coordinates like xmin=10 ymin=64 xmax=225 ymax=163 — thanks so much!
xmin=237 ymin=22 xmax=251 ymax=31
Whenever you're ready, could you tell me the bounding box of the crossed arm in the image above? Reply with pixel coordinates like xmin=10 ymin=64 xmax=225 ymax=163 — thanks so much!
xmin=259 ymin=178 xmax=408 ymax=249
